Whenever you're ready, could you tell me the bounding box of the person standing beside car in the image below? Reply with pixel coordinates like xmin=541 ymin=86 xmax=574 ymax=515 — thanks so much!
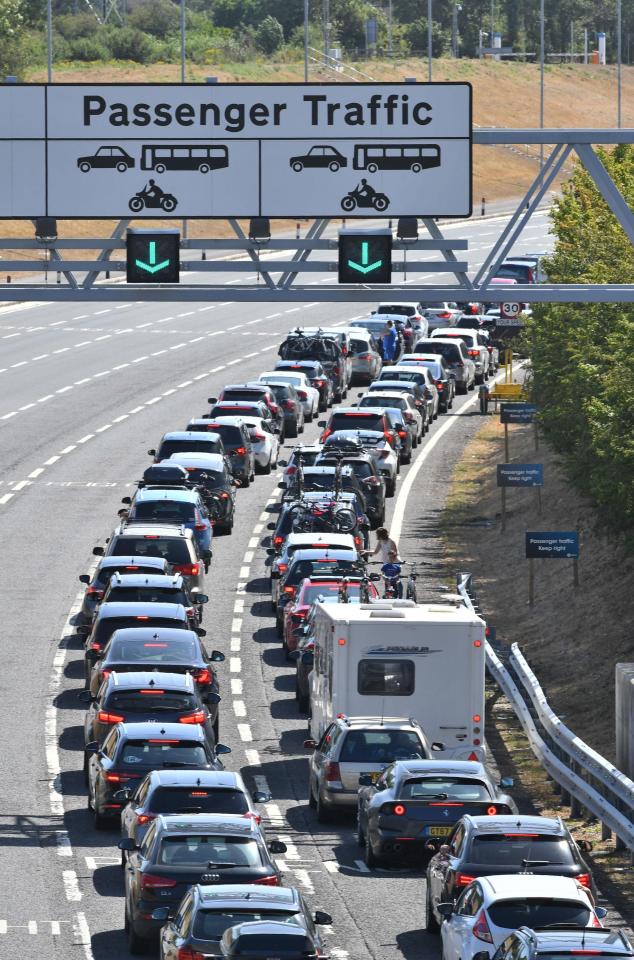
xmin=381 ymin=320 xmax=398 ymax=365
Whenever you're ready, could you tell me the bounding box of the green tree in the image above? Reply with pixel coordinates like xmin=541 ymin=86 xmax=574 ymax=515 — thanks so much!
xmin=128 ymin=0 xmax=180 ymax=38
xmin=254 ymin=13 xmax=283 ymax=53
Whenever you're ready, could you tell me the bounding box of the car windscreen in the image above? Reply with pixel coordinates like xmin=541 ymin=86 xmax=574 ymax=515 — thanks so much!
xmin=94 ymin=616 xmax=185 ymax=645
xmin=156 ymin=835 xmax=261 ymax=866
xmin=221 ymin=389 xmax=266 ymax=402
xmin=415 ymin=341 xmax=461 ymax=363
xmin=105 ymin=690 xmax=197 ymax=712
xmin=110 ymin=538 xmax=192 ymax=564
xmin=133 ymin=501 xmax=197 ymax=522
xmin=105 ymin=587 xmax=187 ymax=605
xmin=469 ymin=835 xmax=576 ymax=866
xmin=119 ymin=739 xmax=208 ymax=767
xmin=329 ymin=413 xmax=383 ymax=432
xmin=487 ymin=899 xmax=591 ymax=930
xmin=287 ymin=559 xmax=359 ymax=584
xmin=497 ymin=263 xmax=531 ymax=282
xmin=340 ymin=730 xmax=426 ymax=763
xmin=107 ymin=636 xmax=199 ymax=663
xmin=399 ymin=777 xmax=489 ymax=801
xmin=193 ymin=909 xmax=301 ymax=941
xmin=158 ymin=439 xmax=220 ymax=458
xmin=360 ymin=396 xmax=407 ymax=411
xmin=378 ymin=304 xmax=414 ymax=316
xmin=149 ymin=786 xmax=249 ymax=816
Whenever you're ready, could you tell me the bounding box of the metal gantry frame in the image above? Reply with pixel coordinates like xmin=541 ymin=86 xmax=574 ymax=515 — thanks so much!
xmin=0 ymin=129 xmax=633 ymax=303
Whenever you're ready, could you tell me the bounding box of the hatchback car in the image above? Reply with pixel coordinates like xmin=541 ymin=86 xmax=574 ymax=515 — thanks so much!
xmin=229 ymin=416 xmax=280 ymax=475
xmin=274 ymin=359 xmax=333 ymax=411
xmin=126 ymin=488 xmax=213 ymax=558
xmin=186 ymin=418 xmax=255 ymax=487
xmin=86 ymin=722 xmax=230 ymax=829
xmin=484 ymin=928 xmax=631 ymax=960
xmin=280 ymin=444 xmax=324 ymax=486
xmin=219 ymin=920 xmax=321 ymax=960
xmin=210 ymin=384 xmax=284 ymax=437
xmin=259 ymin=371 xmax=320 ymax=421
xmin=414 ymin=338 xmax=476 ymax=394
xmin=120 ymin=814 xmax=286 ymax=951
xmin=275 ymin=547 xmax=362 ymax=634
xmin=77 ymin=145 xmax=135 ymax=172
xmin=305 ymin=716 xmax=434 ymax=822
xmin=258 ymin=382 xmax=304 ymax=438
xmin=432 ymin=328 xmax=491 ymax=383
xmin=285 ymin=464 xmax=368 ymax=512
xmin=376 ymin=301 xmax=429 ymax=338
xmin=99 ymin=572 xmax=205 ymax=627
xmin=157 ymin=884 xmax=331 ymax=960
xmin=316 ymin=449 xmax=386 ymax=527
xmin=95 ymin=522 xmax=207 ymax=591
xmin=438 ymin=874 xmax=606 ymax=960
xmin=398 ymin=354 xmax=455 ymax=412
xmin=149 ymin=431 xmax=225 ymax=464
xmin=426 ymin=814 xmax=595 ymax=931
xmin=320 ymin=407 xmax=392 ymax=444
xmin=358 ymin=391 xmax=424 ymax=447
xmin=418 ymin=301 xmax=462 ymax=330
xmin=358 ymin=760 xmax=515 ymax=868
xmin=378 ymin=369 xmax=439 ymax=422
xmin=77 ymin=555 xmax=171 ymax=625
xmin=323 ymin=430 xmax=399 ymax=496
xmin=342 ymin=328 xmax=383 ymax=384
xmin=88 ymin=626 xmax=224 ymax=704
xmin=269 ymin=531 xmax=356 ymax=607
xmin=283 ymin=574 xmax=379 ymax=658
xmin=120 ymin=769 xmax=271 ymax=849
xmin=209 ymin=399 xmax=274 ymax=434
xmin=165 ymin=452 xmax=237 ymax=534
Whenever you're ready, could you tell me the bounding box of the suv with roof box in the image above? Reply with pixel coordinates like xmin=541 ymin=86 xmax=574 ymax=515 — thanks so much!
xmin=94 ymin=522 xmax=207 ymax=592
xmin=163 ymin=452 xmax=237 ymax=534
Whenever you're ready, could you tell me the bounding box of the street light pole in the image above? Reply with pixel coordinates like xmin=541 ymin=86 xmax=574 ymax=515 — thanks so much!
xmin=180 ymin=0 xmax=186 ymax=83
xmin=539 ymin=0 xmax=545 ymax=184
xmin=617 ymin=0 xmax=622 ymax=127
xmin=304 ymin=0 xmax=309 ymax=80
xmin=47 ymin=0 xmax=53 ymax=82
xmin=427 ymin=0 xmax=432 ymax=81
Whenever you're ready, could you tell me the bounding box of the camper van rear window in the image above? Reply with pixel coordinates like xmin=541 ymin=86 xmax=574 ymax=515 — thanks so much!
xmin=357 ymin=659 xmax=415 ymax=696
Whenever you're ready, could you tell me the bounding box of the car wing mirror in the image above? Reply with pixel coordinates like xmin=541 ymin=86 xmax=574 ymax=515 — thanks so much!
xmin=278 ymin=480 xmax=288 ymax=489
xmin=577 ymin=839 xmax=593 ymax=853
xmin=278 ymin=459 xmax=288 ymax=467
xmin=207 ymin=396 xmax=217 ymax=405
xmin=288 ymin=650 xmax=300 ymax=661
xmin=301 ymin=652 xmax=314 ymax=666
xmin=314 ymin=910 xmax=333 ymax=925
xmin=431 ymin=741 xmax=444 ymax=752
xmin=147 ymin=449 xmax=156 ymax=457
xmin=92 ymin=546 xmax=104 ymax=557
xmin=317 ymin=420 xmax=326 ymax=427
xmin=499 ymin=776 xmax=514 ymax=788
xmin=266 ymin=548 xmax=276 ymax=556
xmin=252 ymin=790 xmax=272 ymax=803
xmin=473 ymin=952 xmax=491 ymax=960
xmin=151 ymin=907 xmax=171 ymax=922
xmin=269 ymin=839 xmax=287 ymax=854
xmin=210 ymin=650 xmax=225 ymax=662
xmin=215 ymin=743 xmax=231 ymax=755
xmin=121 ymin=496 xmax=132 ymax=505
xmin=207 ymin=692 xmax=221 ymax=705
xmin=195 ymin=627 xmax=207 ymax=637
xmin=113 ymin=787 xmax=132 ymax=802
xmin=79 ymin=573 xmax=90 ymax=584
xmin=303 ymin=739 xmax=317 ymax=750
xmin=84 ymin=741 xmax=100 ymax=754
xmin=437 ymin=902 xmax=455 ymax=918
xmin=267 ymin=522 xmax=276 ymax=531
xmin=595 ymin=906 xmax=608 ymax=920
xmin=118 ymin=837 xmax=139 ymax=852
xmin=193 ymin=594 xmax=209 ymax=604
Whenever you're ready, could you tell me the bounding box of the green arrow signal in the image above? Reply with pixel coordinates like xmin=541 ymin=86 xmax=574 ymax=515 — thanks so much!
xmin=347 ymin=241 xmax=383 ymax=275
xmin=135 ymin=240 xmax=171 ymax=275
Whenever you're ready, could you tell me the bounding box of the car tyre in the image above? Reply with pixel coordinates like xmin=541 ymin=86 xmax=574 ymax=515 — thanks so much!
xmin=292 ymin=161 xmax=303 ymax=172
xmin=126 ymin=911 xmax=148 ymax=956
xmin=276 ymin=615 xmax=284 ymax=638
xmin=402 ymin=449 xmax=412 ymax=465
xmin=364 ymin=833 xmax=379 ymax=868
xmin=426 ymin=887 xmax=440 ymax=933
xmin=79 ymin=161 xmax=91 ymax=173
xmin=287 ymin=420 xmax=298 ymax=439
xmin=356 ymin=813 xmax=365 ymax=846
xmin=262 ymin=455 xmax=272 ymax=475
xmin=315 ymin=790 xmax=332 ymax=824
xmin=329 ymin=161 xmax=340 ymax=172
xmin=297 ymin=687 xmax=308 ymax=713
xmin=386 ymin=477 xmax=396 ymax=497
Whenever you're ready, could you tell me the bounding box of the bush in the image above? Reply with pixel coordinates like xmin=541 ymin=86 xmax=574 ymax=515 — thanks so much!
xmin=128 ymin=0 xmax=180 ymax=39
xmin=55 ymin=12 xmax=99 ymax=39
xmin=104 ymin=25 xmax=154 ymax=61
xmin=67 ymin=35 xmax=111 ymax=60
xmin=255 ymin=14 xmax=283 ymax=54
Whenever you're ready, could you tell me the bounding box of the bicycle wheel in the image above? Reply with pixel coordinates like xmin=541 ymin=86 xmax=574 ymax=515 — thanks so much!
xmin=333 ymin=508 xmax=356 ymax=533
xmin=406 ymin=580 xmax=418 ymax=603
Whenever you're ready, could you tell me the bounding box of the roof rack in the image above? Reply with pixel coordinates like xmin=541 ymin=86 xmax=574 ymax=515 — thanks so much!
xmin=120 ymin=519 xmax=189 ymax=535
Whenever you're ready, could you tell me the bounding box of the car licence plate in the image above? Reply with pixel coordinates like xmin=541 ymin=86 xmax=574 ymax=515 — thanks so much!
xmin=426 ymin=826 xmax=452 ymax=837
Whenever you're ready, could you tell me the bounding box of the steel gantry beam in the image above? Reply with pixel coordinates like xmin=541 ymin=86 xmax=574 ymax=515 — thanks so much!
xmin=0 ymin=128 xmax=632 ymax=303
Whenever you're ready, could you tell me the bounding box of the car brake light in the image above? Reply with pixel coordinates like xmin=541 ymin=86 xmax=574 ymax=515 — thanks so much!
xmin=324 ymin=761 xmax=341 ymax=783
xmin=487 ymin=345 xmax=493 ymax=353
xmin=286 ymin=466 xmax=297 ymax=476
xmin=283 ymin=399 xmax=295 ymax=410
xmin=144 ymin=642 xmax=167 ymax=647
xmin=456 ymin=873 xmax=476 ymax=886
xmin=590 ymin=912 xmax=602 ymax=928
xmin=105 ymin=772 xmax=139 ymax=783
xmin=101 ymin=669 xmax=112 ymax=681
xmin=193 ymin=668 xmax=211 ymax=684
xmin=253 ymin=875 xmax=280 ymax=886
xmin=86 ymin=587 xmax=103 ymax=598
xmin=141 ymin=874 xmax=177 ymax=891
xmin=384 ymin=431 xmax=395 ymax=445
xmin=283 ymin=586 xmax=296 ymax=595
xmin=314 ymin=379 xmax=325 ymax=387
xmin=140 ymin=689 xmax=164 ymax=694
xmin=277 ymin=563 xmax=288 ymax=573
xmin=297 ymin=390 xmax=308 ymax=400
xmin=468 ymin=349 xmax=479 ymax=357
xmin=577 ymin=873 xmax=592 ymax=889
xmin=179 ymin=710 xmax=206 ymax=724
xmin=219 ymin=491 xmax=229 ymax=499
xmin=397 ymin=430 xmax=407 ymax=438
xmin=321 ymin=428 xmax=332 ymax=441
xmin=269 ymin=401 xmax=279 ymax=414
xmin=292 ymin=611 xmax=307 ymax=622
xmin=251 ymin=431 xmax=265 ymax=441
xmin=487 ymin=805 xmax=498 ymax=815
xmin=135 ymin=615 xmax=150 ymax=621
xmin=473 ymin=910 xmax=493 ymax=943
xmin=570 ymin=953 xmax=603 ymax=956
xmin=437 ymin=311 xmax=452 ymax=318
xmin=194 ymin=522 xmax=207 ymax=531
xmin=274 ymin=536 xmax=283 ymax=547
xmin=393 ymin=804 xmax=406 ymax=816
xmin=436 ymin=381 xmax=444 ymax=390
xmin=144 ymin=535 xmax=160 ymax=539
xmin=174 ymin=564 xmax=200 ymax=577
xmin=177 ymin=946 xmax=205 ymax=960
xmin=90 ymin=641 xmax=103 ymax=651
xmin=364 ymin=476 xmax=381 ymax=486
xmin=235 ymin=447 xmax=247 ymax=456
xmin=98 ymin=711 xmax=124 ymax=724
xmin=137 ymin=813 xmax=157 ymax=825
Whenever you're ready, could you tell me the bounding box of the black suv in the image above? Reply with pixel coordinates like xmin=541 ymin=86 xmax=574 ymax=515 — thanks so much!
xmin=426 ymin=814 xmax=595 ymax=932
xmin=279 ymin=331 xmax=347 ymax=402
xmin=317 ymin=450 xmax=386 ymax=528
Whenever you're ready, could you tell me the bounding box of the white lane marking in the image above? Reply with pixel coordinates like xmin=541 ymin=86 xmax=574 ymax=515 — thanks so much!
xmin=60 ymin=445 xmax=76 ymax=455
xmin=112 ymin=414 xmax=128 ymax=423
xmin=95 ymin=424 xmax=111 ymax=433
xmin=231 ymin=618 xmax=242 ymax=633
xmin=239 ymin=566 xmax=250 ymax=579
xmin=354 ymin=860 xmax=371 ymax=873
xmin=237 ymin=724 xmax=253 ymax=742
xmin=0 ymin=493 xmax=14 ymax=504
xmin=77 ymin=434 xmax=94 ymax=444
xmin=230 ymin=657 xmax=241 ymax=672
xmin=28 ymin=921 xmax=38 ymax=934
xmin=11 ymin=479 xmax=29 ymax=491
xmin=244 ymin=551 xmax=254 ymax=564
xmin=324 ymin=861 xmax=338 ymax=874
xmin=62 ymin=871 xmax=82 ymax=902
xmin=73 ymin=912 xmax=95 ymax=960
xmin=233 ymin=700 xmax=246 ymax=717
xmin=245 ymin=748 xmax=261 ymax=766
xmin=1 ymin=411 xmax=16 ymax=420
xmin=231 ymin=679 xmax=243 ymax=695
xmin=55 ymin=831 xmax=73 ymax=857
xmin=28 ymin=467 xmax=44 ymax=478
xmin=230 ymin=639 xmax=241 ymax=652
xmin=44 ymin=455 xmax=60 ymax=466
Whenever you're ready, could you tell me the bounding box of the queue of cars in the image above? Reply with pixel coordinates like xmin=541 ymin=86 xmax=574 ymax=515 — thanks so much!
xmin=65 ymin=304 xmax=617 ymax=960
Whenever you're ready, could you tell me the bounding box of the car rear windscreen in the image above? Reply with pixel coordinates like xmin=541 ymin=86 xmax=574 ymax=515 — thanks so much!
xmin=379 ymin=305 xmax=414 ymax=316
xmin=329 ymin=412 xmax=383 ymax=432
xmin=415 ymin=341 xmax=462 ymax=362
xmin=110 ymin=538 xmax=192 ymax=564
xmin=469 ymin=834 xmax=576 ymax=866
xmin=289 ymin=450 xmax=321 ymax=467
xmin=120 ymin=739 xmax=208 ymax=767
xmin=266 ymin=383 xmax=292 ymax=400
xmin=360 ymin=396 xmax=407 ymax=411
xmin=105 ymin=587 xmax=187 ymax=605
xmin=95 ymin=564 xmax=165 ymax=586
xmin=94 ymin=616 xmax=186 ymax=645
xmin=496 ymin=263 xmax=532 ymax=283
xmin=221 ymin=389 xmax=265 ymax=401
xmin=288 ymin=558 xmax=359 ymax=583
xmin=279 ymin=337 xmax=338 ymax=361
xmin=105 ymin=690 xmax=197 ymax=712
xmin=149 ymin=786 xmax=249 ymax=816
xmin=400 ymin=777 xmax=489 ymax=801
xmin=350 ymin=338 xmax=372 ymax=354
xmin=340 ymin=730 xmax=426 ymax=763
xmin=182 ymin=468 xmax=226 ymax=488
xmin=379 ymin=370 xmax=423 ymax=383
xmin=194 ymin=910 xmax=300 ymax=941
xmin=157 ymin=835 xmax=261 ymax=866
xmin=487 ymin=899 xmax=591 ymax=930
xmin=133 ymin=502 xmax=197 ymax=523
xmin=108 ymin=636 xmax=199 ymax=663
xmin=158 ymin=439 xmax=221 ymax=458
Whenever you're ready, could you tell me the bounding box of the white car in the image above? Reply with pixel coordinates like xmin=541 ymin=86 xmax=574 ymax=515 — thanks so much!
xmin=431 ymin=327 xmax=491 ymax=384
xmin=235 ymin=415 xmax=280 ymax=474
xmin=358 ymin=390 xmax=424 ymax=445
xmin=269 ymin=532 xmax=356 ymax=608
xmin=258 ymin=371 xmax=319 ymax=422
xmin=376 ymin=301 xmax=429 ymax=338
xmin=419 ymin=301 xmax=463 ymax=330
xmin=439 ymin=874 xmax=606 ymax=960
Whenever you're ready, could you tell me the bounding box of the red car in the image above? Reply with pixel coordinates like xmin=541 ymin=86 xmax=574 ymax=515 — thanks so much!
xmin=282 ymin=576 xmax=379 ymax=658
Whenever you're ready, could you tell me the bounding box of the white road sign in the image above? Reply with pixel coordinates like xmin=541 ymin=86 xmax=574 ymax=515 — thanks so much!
xmin=501 ymin=301 xmax=522 ymax=318
xmin=0 ymin=83 xmax=471 ymax=218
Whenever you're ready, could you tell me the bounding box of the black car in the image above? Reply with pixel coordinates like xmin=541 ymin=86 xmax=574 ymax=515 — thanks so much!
xmin=425 ymin=814 xmax=595 ymax=932
xmin=186 ymin=418 xmax=255 ymax=488
xmin=149 ymin=431 xmax=225 ymax=464
xmin=278 ymin=332 xmax=347 ymax=402
xmin=99 ymin=573 xmax=206 ymax=627
xmin=120 ymin=814 xmax=286 ymax=952
xmin=485 ymin=928 xmax=634 ymax=960
xmin=83 ymin=602 xmax=195 ymax=684
xmin=77 ymin=556 xmax=171 ymax=625
xmin=316 ymin=450 xmax=386 ymax=528
xmin=88 ymin=626 xmax=224 ymax=704
xmin=274 ymin=359 xmax=333 ymax=411
xmin=164 ymin=452 xmax=237 ymax=535
xmin=219 ymin=920 xmax=322 ymax=960
xmin=210 ymin=384 xmax=285 ymax=439
xmin=263 ymin=381 xmax=305 ymax=438
xmin=157 ymin=883 xmax=331 ymax=960
xmin=82 ymin=670 xmax=219 ymax=746
xmin=274 ymin=547 xmax=363 ymax=635
xmin=85 ymin=721 xmax=230 ymax=830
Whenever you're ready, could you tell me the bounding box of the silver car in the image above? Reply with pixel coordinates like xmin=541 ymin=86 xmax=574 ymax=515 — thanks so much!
xmin=419 ymin=301 xmax=462 ymax=330
xmin=432 ymin=328 xmax=490 ymax=384
xmin=338 ymin=327 xmax=383 ymax=385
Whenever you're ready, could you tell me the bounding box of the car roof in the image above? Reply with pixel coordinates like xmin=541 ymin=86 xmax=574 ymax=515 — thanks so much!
xmin=478 ymin=874 xmax=592 ymax=900
xmin=160 ymin=432 xmax=219 ymax=442
xmin=166 ymin=452 xmax=226 ymax=470
xmin=466 ymin=814 xmax=565 ymax=834
xmin=108 ymin=627 xmax=200 ymax=644
xmin=327 ymin=429 xmax=386 ymax=440
xmin=106 ymin=670 xmax=195 ymax=691
xmin=156 ymin=814 xmax=260 ymax=836
xmin=289 ymin=548 xmax=359 ymax=561
xmin=378 ymin=301 xmax=420 ymax=308
xmin=107 ymin=573 xmax=183 ymax=588
xmin=285 ymin=533 xmax=355 ymax=548
xmin=98 ymin=555 xmax=168 ymax=569
xmin=394 ymin=759 xmax=486 ymax=777
xmin=200 ymin=417 xmax=247 ymax=428
xmin=213 ymin=400 xmax=264 ymax=408
xmin=289 ymin=444 xmax=323 ymax=456
xmin=134 ymin=488 xmax=200 ymax=504
xmin=401 ymin=353 xmax=445 ymax=362
xmin=95 ymin=602 xmax=188 ymax=620
xmin=117 ymin=720 xmax=207 ymax=739
xmin=330 ymin=407 xmax=385 ymax=415
xmin=337 ymin=715 xmax=423 ymax=730
xmin=227 ymin=920 xmax=309 ymax=939
xmin=302 ymin=465 xmax=354 ymax=476
xmin=114 ymin=523 xmax=194 ymax=539
xmin=147 ymin=769 xmax=244 ymax=788
xmin=195 ymin=884 xmax=300 ymax=909
xmin=223 ymin=383 xmax=269 ymax=391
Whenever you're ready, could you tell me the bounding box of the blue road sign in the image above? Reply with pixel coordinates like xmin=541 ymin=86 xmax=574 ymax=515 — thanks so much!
xmin=525 ymin=532 xmax=579 ymax=559
xmin=497 ymin=463 xmax=544 ymax=487
xmin=500 ymin=403 xmax=537 ymax=424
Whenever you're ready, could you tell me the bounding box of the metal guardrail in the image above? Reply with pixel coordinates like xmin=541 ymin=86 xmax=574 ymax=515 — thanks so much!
xmin=456 ymin=573 xmax=634 ymax=855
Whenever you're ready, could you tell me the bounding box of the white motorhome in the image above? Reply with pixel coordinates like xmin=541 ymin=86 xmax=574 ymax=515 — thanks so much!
xmin=309 ymin=599 xmax=486 ymax=762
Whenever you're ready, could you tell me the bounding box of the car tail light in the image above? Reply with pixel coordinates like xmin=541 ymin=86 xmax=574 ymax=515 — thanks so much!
xmin=90 ymin=641 xmax=103 ymax=651
xmin=324 ymin=761 xmax=341 ymax=783
xmin=253 ymin=875 xmax=280 ymax=886
xmin=590 ymin=912 xmax=602 ymax=928
xmin=332 ymin=365 xmax=340 ymax=375
xmin=174 ymin=564 xmax=200 ymax=577
xmin=274 ymin=536 xmax=283 ymax=547
xmin=235 ymin=447 xmax=247 ymax=456
xmin=137 ymin=813 xmax=157 ymax=826
xmin=437 ymin=311 xmax=452 ymax=318
xmin=291 ymin=611 xmax=307 ymax=623
xmin=393 ymin=804 xmax=406 ymax=816
xmin=144 ymin=534 xmax=160 ymax=539
xmin=321 ymin=428 xmax=332 ymax=441
xmin=219 ymin=492 xmax=230 ymax=500
xmin=277 ymin=563 xmax=288 ymax=573
xmin=297 ymin=390 xmax=308 ymax=400
xmin=473 ymin=910 xmax=493 ymax=943
xmin=487 ymin=345 xmax=493 ymax=353
xmin=354 ymin=535 xmax=361 ymax=548
xmin=467 ymin=751 xmax=479 ymax=761
xmin=397 ymin=429 xmax=407 ymax=439
xmin=135 ymin=615 xmax=150 ymax=621
xmin=404 ymin=412 xmax=414 ymax=423
xmin=105 ymin=772 xmax=139 ymax=783
xmin=242 ymin=811 xmax=262 ymax=824
xmin=314 ymin=379 xmax=325 ymax=387
xmin=194 ymin=522 xmax=207 ymax=531
xmin=358 ymin=352 xmax=373 ymax=360
xmin=286 ymin=466 xmax=297 ymax=476
xmin=251 ymin=431 xmax=265 ymax=441
xmin=468 ymin=349 xmax=479 ymax=357
xmin=577 ymin=873 xmax=592 ymax=889
xmin=177 ymin=947 xmax=206 ymax=960
xmin=141 ymin=874 xmax=177 ymax=891
xmin=179 ymin=710 xmax=207 ymax=724
xmin=86 ymin=587 xmax=103 ymax=598
xmin=283 ymin=586 xmax=296 ymax=595
xmin=456 ymin=873 xmax=476 ymax=887
xmin=384 ymin=431 xmax=394 ymax=446
xmin=283 ymin=399 xmax=295 ymax=410
xmin=101 ymin=669 xmax=112 ymax=681
xmin=193 ymin=668 xmax=211 ymax=684
xmin=436 ymin=381 xmax=444 ymax=390
xmin=98 ymin=710 xmax=125 ymax=724
xmin=269 ymin=401 xmax=279 ymax=414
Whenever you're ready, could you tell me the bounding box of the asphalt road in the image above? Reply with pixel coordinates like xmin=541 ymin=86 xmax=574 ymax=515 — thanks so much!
xmin=0 ymin=209 xmax=576 ymax=960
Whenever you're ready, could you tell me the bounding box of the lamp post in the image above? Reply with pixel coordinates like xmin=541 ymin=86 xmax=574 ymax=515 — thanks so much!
xmin=539 ymin=0 xmax=545 ymax=185
xmin=180 ymin=0 xmax=186 ymax=83
xmin=427 ymin=0 xmax=432 ymax=80
xmin=617 ymin=0 xmax=622 ymax=127
xmin=304 ymin=0 xmax=309 ymax=80
xmin=47 ymin=0 xmax=53 ymax=82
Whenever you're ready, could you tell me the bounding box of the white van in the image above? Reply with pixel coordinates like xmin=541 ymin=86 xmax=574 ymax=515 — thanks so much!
xmin=309 ymin=599 xmax=486 ymax=762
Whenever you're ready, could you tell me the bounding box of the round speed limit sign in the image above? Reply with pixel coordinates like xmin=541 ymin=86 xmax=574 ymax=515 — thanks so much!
xmin=501 ymin=302 xmax=521 ymax=319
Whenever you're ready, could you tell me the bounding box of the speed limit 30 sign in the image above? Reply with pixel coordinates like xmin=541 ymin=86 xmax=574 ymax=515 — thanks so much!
xmin=501 ymin=302 xmax=521 ymax=319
